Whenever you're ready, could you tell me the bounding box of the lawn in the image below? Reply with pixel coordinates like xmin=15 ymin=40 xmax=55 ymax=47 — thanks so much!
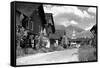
xmin=78 ymin=46 xmax=97 ymax=61
xmin=16 ymin=45 xmax=65 ymax=58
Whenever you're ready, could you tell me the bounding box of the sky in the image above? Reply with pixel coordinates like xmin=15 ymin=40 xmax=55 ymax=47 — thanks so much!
xmin=43 ymin=4 xmax=96 ymax=30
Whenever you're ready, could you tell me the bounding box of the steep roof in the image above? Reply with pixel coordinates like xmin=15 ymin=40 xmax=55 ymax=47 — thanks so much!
xmin=45 ymin=13 xmax=55 ymax=33
xmin=49 ymin=30 xmax=65 ymax=39
xmin=76 ymin=30 xmax=93 ymax=38
xmin=16 ymin=2 xmax=41 ymax=17
xmin=90 ymin=24 xmax=97 ymax=34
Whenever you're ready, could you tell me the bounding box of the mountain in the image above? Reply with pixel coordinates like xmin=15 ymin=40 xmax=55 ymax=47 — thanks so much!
xmin=55 ymin=25 xmax=85 ymax=32
xmin=76 ymin=30 xmax=93 ymax=38
xmin=65 ymin=25 xmax=85 ymax=33
xmin=65 ymin=25 xmax=85 ymax=38
xmin=49 ymin=30 xmax=65 ymax=39
xmin=90 ymin=24 xmax=97 ymax=34
xmin=54 ymin=25 xmax=93 ymax=39
xmin=55 ymin=25 xmax=66 ymax=30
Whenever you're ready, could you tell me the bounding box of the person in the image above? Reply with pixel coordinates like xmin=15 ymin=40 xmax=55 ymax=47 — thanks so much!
xmin=54 ymin=40 xmax=58 ymax=47
xmin=61 ymin=32 xmax=69 ymax=48
xmin=34 ymin=35 xmax=39 ymax=49
xmin=44 ymin=37 xmax=50 ymax=48
xmin=76 ymin=44 xmax=80 ymax=48
xmin=31 ymin=35 xmax=35 ymax=48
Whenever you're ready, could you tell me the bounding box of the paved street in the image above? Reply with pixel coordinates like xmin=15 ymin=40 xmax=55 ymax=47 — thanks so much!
xmin=17 ymin=48 xmax=79 ymax=65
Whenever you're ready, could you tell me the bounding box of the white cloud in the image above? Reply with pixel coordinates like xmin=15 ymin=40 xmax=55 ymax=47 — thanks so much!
xmin=85 ymin=25 xmax=93 ymax=30
xmin=83 ymin=11 xmax=92 ymax=18
xmin=70 ymin=20 xmax=78 ymax=25
xmin=43 ymin=5 xmax=96 ymax=30
xmin=55 ymin=20 xmax=78 ymax=27
xmin=56 ymin=20 xmax=70 ymax=27
xmin=88 ymin=7 xmax=96 ymax=14
xmin=61 ymin=21 xmax=70 ymax=27
xmin=85 ymin=23 xmax=96 ymax=30
xmin=43 ymin=5 xmax=93 ymax=18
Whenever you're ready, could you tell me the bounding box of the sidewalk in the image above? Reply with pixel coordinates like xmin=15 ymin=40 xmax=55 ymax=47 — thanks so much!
xmin=17 ymin=48 xmax=79 ymax=65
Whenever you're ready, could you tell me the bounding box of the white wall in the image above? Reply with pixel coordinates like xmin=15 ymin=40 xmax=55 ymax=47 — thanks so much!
xmin=0 ymin=0 xmax=99 ymax=68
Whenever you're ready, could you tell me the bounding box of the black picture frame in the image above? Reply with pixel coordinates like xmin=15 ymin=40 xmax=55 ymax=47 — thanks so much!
xmin=10 ymin=1 xmax=98 ymax=67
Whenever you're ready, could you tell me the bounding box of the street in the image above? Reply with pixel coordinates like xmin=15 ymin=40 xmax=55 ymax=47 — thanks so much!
xmin=17 ymin=48 xmax=79 ymax=65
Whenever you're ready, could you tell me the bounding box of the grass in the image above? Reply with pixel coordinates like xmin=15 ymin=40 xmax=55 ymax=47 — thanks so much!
xmin=16 ymin=47 xmax=25 ymax=58
xmin=16 ymin=45 xmax=65 ymax=58
xmin=78 ymin=46 xmax=97 ymax=61
xmin=16 ymin=44 xmax=97 ymax=62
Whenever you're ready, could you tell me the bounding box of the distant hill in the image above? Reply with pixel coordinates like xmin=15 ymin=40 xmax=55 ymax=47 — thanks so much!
xmin=55 ymin=25 xmax=84 ymax=32
xmin=49 ymin=30 xmax=65 ymax=39
xmin=65 ymin=25 xmax=85 ymax=33
xmin=76 ymin=30 xmax=93 ymax=38
xmin=90 ymin=24 xmax=97 ymax=34
xmin=54 ymin=25 xmax=93 ymax=39
xmin=65 ymin=25 xmax=84 ymax=38
xmin=55 ymin=25 xmax=66 ymax=30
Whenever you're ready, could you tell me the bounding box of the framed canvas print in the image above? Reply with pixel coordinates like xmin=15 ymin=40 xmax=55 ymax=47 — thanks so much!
xmin=10 ymin=1 xmax=98 ymax=67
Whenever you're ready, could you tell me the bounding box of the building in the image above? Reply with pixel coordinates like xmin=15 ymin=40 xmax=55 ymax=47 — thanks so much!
xmin=67 ymin=29 xmax=93 ymax=47
xmin=16 ymin=3 xmax=57 ymax=49
xmin=49 ymin=30 xmax=65 ymax=46
xmin=90 ymin=24 xmax=97 ymax=47
xmin=16 ymin=3 xmax=56 ymax=36
xmin=90 ymin=24 xmax=97 ymax=35
xmin=44 ymin=13 xmax=55 ymax=36
xmin=16 ymin=3 xmax=47 ymax=35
